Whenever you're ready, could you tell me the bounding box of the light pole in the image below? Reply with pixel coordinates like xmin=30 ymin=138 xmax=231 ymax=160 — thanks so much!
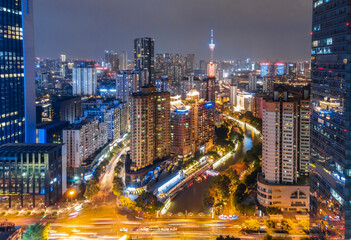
xmin=69 ymin=190 xmax=75 ymax=204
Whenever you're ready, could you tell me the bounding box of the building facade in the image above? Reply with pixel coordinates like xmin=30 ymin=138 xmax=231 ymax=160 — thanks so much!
xmin=257 ymin=88 xmax=310 ymax=212
xmin=63 ymin=118 xmax=107 ymax=169
xmin=0 ymin=0 xmax=36 ymax=145
xmin=72 ymin=61 xmax=97 ymax=96
xmin=134 ymin=37 xmax=155 ymax=85
xmin=0 ymin=143 xmax=66 ymax=207
xmin=310 ymin=0 xmax=351 ymax=237
xmin=129 ymin=86 xmax=170 ymax=170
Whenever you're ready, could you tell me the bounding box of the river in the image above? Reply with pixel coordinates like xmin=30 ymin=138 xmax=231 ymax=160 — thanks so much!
xmin=169 ymin=129 xmax=260 ymax=214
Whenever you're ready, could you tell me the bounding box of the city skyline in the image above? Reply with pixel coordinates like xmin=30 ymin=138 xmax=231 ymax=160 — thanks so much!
xmin=34 ymin=0 xmax=312 ymax=61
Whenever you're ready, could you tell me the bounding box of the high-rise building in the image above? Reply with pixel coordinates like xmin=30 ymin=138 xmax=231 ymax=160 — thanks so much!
xmin=260 ymin=63 xmax=270 ymax=77
xmin=51 ymin=96 xmax=82 ymax=124
xmin=275 ymin=62 xmax=285 ymax=75
xmin=72 ymin=61 xmax=97 ymax=96
xmin=105 ymin=50 xmax=120 ymax=72
xmin=0 ymin=143 xmax=66 ymax=207
xmin=257 ymin=88 xmax=310 ymax=212
xmin=229 ymin=85 xmax=237 ymax=108
xmin=116 ymin=71 xmax=130 ymax=102
xmin=186 ymin=90 xmax=215 ymax=152
xmin=310 ymin=0 xmax=351 ymax=237
xmin=248 ymin=73 xmax=257 ymax=91
xmin=0 ymin=0 xmax=36 ymax=145
xmin=134 ymin=37 xmax=155 ymax=85
xmin=171 ymin=108 xmax=194 ymax=161
xmin=263 ymin=76 xmax=274 ymax=94
xmin=63 ymin=118 xmax=107 ymax=169
xmin=129 ymin=86 xmax=170 ymax=170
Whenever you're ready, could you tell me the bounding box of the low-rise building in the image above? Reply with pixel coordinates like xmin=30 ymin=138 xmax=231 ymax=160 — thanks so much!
xmin=0 ymin=144 xmax=66 ymax=207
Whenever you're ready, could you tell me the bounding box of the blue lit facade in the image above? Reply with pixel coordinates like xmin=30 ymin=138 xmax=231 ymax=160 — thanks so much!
xmin=0 ymin=0 xmax=36 ymax=145
xmin=310 ymin=0 xmax=351 ymax=237
xmin=260 ymin=63 xmax=269 ymax=77
xmin=275 ymin=63 xmax=285 ymax=75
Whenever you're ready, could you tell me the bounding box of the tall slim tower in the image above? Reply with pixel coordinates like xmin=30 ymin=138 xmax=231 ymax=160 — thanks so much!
xmin=207 ymin=30 xmax=216 ymax=77
xmin=0 ymin=0 xmax=36 ymax=145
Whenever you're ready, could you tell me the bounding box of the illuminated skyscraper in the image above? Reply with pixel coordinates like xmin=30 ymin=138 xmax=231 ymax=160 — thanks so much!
xmin=310 ymin=0 xmax=351 ymax=237
xmin=260 ymin=63 xmax=269 ymax=77
xmin=130 ymin=86 xmax=170 ymax=170
xmin=134 ymin=37 xmax=155 ymax=85
xmin=104 ymin=50 xmax=120 ymax=72
xmin=0 ymin=0 xmax=36 ymax=145
xmin=257 ymin=88 xmax=310 ymax=212
xmin=72 ymin=61 xmax=97 ymax=96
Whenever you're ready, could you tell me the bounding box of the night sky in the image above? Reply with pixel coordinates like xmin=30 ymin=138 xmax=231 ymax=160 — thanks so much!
xmin=34 ymin=0 xmax=312 ymax=62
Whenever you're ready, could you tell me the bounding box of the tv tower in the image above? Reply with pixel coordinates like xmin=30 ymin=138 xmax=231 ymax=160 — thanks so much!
xmin=209 ymin=29 xmax=215 ymax=63
xmin=208 ymin=29 xmax=216 ymax=77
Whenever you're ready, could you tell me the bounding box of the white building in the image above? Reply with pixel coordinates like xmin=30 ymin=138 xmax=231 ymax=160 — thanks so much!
xmin=257 ymin=88 xmax=310 ymax=212
xmin=63 ymin=118 xmax=107 ymax=168
xmin=73 ymin=61 xmax=97 ymax=96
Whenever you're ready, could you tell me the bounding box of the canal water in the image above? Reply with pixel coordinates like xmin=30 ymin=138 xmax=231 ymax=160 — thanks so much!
xmin=169 ymin=129 xmax=260 ymax=214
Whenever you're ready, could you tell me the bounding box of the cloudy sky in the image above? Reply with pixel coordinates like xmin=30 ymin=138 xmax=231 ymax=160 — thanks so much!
xmin=34 ymin=0 xmax=312 ymax=62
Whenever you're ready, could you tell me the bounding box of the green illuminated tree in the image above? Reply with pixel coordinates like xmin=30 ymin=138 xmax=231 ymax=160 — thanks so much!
xmin=22 ymin=223 xmax=50 ymax=240
xmin=84 ymin=179 xmax=100 ymax=200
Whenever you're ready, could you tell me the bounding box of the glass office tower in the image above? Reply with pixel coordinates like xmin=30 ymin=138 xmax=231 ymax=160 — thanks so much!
xmin=134 ymin=37 xmax=155 ymax=85
xmin=310 ymin=0 xmax=351 ymax=238
xmin=0 ymin=0 xmax=36 ymax=145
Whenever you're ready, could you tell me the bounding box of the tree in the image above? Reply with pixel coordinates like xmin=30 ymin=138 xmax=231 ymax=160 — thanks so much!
xmin=244 ymin=219 xmax=260 ymax=232
xmin=264 ymin=219 xmax=277 ymax=229
xmin=112 ymin=177 xmax=124 ymax=196
xmin=135 ymin=192 xmax=163 ymax=214
xmin=207 ymin=175 xmax=231 ymax=205
xmin=84 ymin=179 xmax=100 ymax=200
xmin=281 ymin=219 xmax=294 ymax=231
xmin=225 ymin=168 xmax=239 ymax=185
xmin=236 ymin=203 xmax=255 ymax=216
xmin=266 ymin=207 xmax=282 ymax=215
xmin=120 ymin=196 xmax=139 ymax=211
xmin=299 ymin=220 xmax=310 ymax=231
xmin=22 ymin=223 xmax=50 ymax=240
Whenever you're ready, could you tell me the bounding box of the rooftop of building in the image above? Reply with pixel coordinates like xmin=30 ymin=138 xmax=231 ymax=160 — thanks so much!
xmin=36 ymin=121 xmax=69 ymax=129
xmin=0 ymin=143 xmax=62 ymax=154
xmin=64 ymin=117 xmax=98 ymax=130
xmin=258 ymin=172 xmax=309 ymax=187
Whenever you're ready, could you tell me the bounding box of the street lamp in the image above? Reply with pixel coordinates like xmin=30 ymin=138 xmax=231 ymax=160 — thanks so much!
xmin=69 ymin=190 xmax=75 ymax=204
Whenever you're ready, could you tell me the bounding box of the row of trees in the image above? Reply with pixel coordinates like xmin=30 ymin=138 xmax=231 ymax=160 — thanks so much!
xmin=244 ymin=219 xmax=310 ymax=232
xmin=112 ymin=161 xmax=124 ymax=196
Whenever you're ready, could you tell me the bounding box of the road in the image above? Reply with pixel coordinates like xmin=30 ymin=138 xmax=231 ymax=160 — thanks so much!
xmin=100 ymin=148 xmax=127 ymax=192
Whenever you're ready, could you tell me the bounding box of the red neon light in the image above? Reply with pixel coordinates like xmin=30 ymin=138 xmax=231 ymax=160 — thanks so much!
xmin=318 ymin=67 xmax=324 ymax=70
xmin=275 ymin=62 xmax=284 ymax=65
xmin=96 ymin=67 xmax=108 ymax=71
xmin=347 ymin=23 xmax=350 ymax=26
xmin=260 ymin=62 xmax=270 ymax=65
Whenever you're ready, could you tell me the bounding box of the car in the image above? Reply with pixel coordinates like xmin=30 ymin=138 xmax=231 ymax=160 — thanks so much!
xmin=120 ymin=227 xmax=128 ymax=232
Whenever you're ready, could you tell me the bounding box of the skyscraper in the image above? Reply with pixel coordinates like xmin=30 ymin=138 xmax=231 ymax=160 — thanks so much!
xmin=248 ymin=73 xmax=257 ymax=91
xmin=0 ymin=0 xmax=36 ymax=145
xmin=129 ymin=86 xmax=170 ymax=170
xmin=310 ymin=0 xmax=351 ymax=237
xmin=105 ymin=50 xmax=120 ymax=72
xmin=134 ymin=37 xmax=155 ymax=85
xmin=257 ymin=88 xmax=310 ymax=212
xmin=72 ymin=61 xmax=97 ymax=96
